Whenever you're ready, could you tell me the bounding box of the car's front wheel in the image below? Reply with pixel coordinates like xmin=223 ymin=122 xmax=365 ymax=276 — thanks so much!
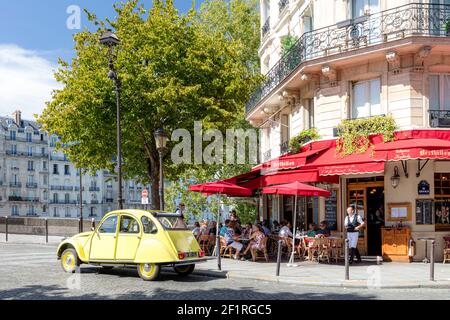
xmin=61 ymin=248 xmax=79 ymax=273
xmin=173 ymin=264 xmax=195 ymax=276
xmin=137 ymin=263 xmax=160 ymax=281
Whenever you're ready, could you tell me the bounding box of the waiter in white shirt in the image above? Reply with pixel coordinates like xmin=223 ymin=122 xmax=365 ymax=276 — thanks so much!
xmin=344 ymin=206 xmax=365 ymax=264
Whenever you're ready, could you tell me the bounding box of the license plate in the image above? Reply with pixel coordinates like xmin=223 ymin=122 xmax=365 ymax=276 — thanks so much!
xmin=185 ymin=252 xmax=198 ymax=258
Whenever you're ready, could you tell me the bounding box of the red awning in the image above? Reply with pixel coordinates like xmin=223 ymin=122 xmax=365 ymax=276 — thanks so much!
xmin=373 ymin=138 xmax=450 ymax=161
xmin=189 ymin=181 xmax=253 ymax=197
xmin=262 ymin=181 xmax=331 ymax=197
xmin=259 ymin=147 xmax=328 ymax=172
xmin=318 ymin=162 xmax=385 ymax=176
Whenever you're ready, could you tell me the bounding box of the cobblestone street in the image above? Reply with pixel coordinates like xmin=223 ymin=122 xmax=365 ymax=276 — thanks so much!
xmin=1 ymin=242 xmax=450 ymax=300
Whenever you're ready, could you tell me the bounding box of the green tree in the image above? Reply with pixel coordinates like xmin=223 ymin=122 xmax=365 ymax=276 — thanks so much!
xmin=38 ymin=0 xmax=261 ymax=209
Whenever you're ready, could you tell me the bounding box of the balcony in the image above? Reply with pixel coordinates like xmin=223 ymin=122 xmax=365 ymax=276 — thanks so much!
xmin=279 ymin=0 xmax=289 ymax=13
xmin=261 ymin=17 xmax=270 ymax=39
xmin=50 ymin=155 xmax=69 ymax=161
xmin=247 ymin=3 xmax=450 ymax=115
xmin=430 ymin=110 xmax=450 ymax=128
xmin=89 ymin=187 xmax=100 ymax=192
xmin=10 ymin=182 xmax=22 ymax=188
xmin=106 ymin=198 xmax=114 ymax=203
xmin=6 ymin=136 xmax=48 ymax=144
xmin=8 ymin=196 xmax=40 ymax=202
xmin=50 ymin=185 xmax=74 ymax=191
xmin=26 ymin=182 xmax=38 ymax=189
xmin=49 ymin=200 xmax=78 ymax=205
xmin=280 ymin=141 xmax=290 ymax=154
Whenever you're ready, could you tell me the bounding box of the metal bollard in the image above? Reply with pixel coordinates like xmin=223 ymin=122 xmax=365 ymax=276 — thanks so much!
xmin=430 ymin=240 xmax=435 ymax=281
xmin=91 ymin=218 xmax=95 ymax=230
xmin=345 ymin=238 xmax=349 ymax=281
xmin=276 ymin=240 xmax=282 ymax=277
xmin=45 ymin=218 xmax=48 ymax=244
xmin=5 ymin=216 xmax=8 ymax=242
xmin=217 ymin=236 xmax=221 ymax=271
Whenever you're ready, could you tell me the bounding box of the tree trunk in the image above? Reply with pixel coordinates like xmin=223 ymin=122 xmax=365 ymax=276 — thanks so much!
xmin=146 ymin=154 xmax=160 ymax=210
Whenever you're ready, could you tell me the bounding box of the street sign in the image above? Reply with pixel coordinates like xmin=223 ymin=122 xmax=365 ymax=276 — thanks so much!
xmin=141 ymin=197 xmax=149 ymax=205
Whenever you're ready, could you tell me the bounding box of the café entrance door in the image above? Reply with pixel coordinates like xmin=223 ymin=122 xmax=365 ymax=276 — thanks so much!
xmin=347 ymin=179 xmax=384 ymax=256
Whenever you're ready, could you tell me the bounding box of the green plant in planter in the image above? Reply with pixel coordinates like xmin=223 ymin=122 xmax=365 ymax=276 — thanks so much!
xmin=289 ymin=128 xmax=320 ymax=154
xmin=445 ymin=20 xmax=450 ymax=35
xmin=336 ymin=115 xmax=397 ymax=157
xmin=281 ymin=34 xmax=299 ymax=56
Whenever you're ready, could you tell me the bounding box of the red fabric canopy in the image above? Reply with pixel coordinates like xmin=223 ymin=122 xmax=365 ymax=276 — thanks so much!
xmin=259 ymin=147 xmax=327 ymax=172
xmin=189 ymin=181 xmax=253 ymax=197
xmin=262 ymin=181 xmax=331 ymax=197
xmin=373 ymin=138 xmax=450 ymax=161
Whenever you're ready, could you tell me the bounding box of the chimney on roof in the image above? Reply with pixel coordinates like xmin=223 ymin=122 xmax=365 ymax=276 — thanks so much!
xmin=12 ymin=110 xmax=21 ymax=126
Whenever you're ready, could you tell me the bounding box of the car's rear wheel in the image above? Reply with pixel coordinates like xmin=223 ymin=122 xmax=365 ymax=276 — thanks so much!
xmin=174 ymin=264 xmax=195 ymax=276
xmin=137 ymin=263 xmax=160 ymax=281
xmin=61 ymin=248 xmax=79 ymax=273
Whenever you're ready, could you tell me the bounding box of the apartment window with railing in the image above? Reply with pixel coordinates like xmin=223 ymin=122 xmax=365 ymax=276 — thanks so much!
xmin=27 ymin=146 xmax=33 ymax=156
xmin=28 ymin=160 xmax=34 ymax=171
xmin=280 ymin=114 xmax=290 ymax=154
xmin=10 ymin=144 xmax=17 ymax=155
xmin=352 ymin=0 xmax=380 ymax=18
xmin=65 ymin=193 xmax=70 ymax=204
xmin=429 ymin=74 xmax=450 ymax=127
xmin=9 ymin=130 xmax=16 ymax=141
xmin=26 ymin=132 xmax=32 ymax=142
xmin=53 ymin=193 xmax=58 ymax=203
xmin=11 ymin=205 xmax=18 ymax=216
xmin=351 ymin=78 xmax=381 ymax=119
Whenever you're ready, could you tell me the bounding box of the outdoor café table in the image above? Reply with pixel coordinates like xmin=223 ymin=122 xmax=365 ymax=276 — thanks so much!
xmin=417 ymin=237 xmax=435 ymax=263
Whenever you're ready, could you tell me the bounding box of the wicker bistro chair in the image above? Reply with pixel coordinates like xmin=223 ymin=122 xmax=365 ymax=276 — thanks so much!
xmin=251 ymin=236 xmax=269 ymax=262
xmin=317 ymin=238 xmax=332 ymax=264
xmin=219 ymin=236 xmax=236 ymax=258
xmin=305 ymin=237 xmax=320 ymax=262
xmin=198 ymin=234 xmax=215 ymax=256
xmin=330 ymin=238 xmax=345 ymax=263
xmin=443 ymin=236 xmax=450 ymax=264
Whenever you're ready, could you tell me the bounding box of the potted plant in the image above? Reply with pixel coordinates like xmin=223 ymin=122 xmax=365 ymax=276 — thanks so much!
xmin=445 ymin=20 xmax=450 ymax=36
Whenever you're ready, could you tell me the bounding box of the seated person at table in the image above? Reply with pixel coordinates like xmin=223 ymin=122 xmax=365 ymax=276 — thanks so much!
xmin=220 ymin=220 xmax=230 ymax=236
xmin=224 ymin=221 xmax=243 ymax=259
xmin=242 ymin=223 xmax=252 ymax=238
xmin=241 ymin=225 xmax=266 ymax=261
xmin=199 ymin=220 xmax=208 ymax=236
xmin=192 ymin=222 xmax=201 ymax=237
xmin=208 ymin=221 xmax=217 ymax=235
xmin=272 ymin=220 xmax=280 ymax=233
xmin=306 ymin=223 xmax=317 ymax=237
xmin=315 ymin=221 xmax=331 ymax=237
xmin=260 ymin=221 xmax=271 ymax=236
xmin=230 ymin=210 xmax=241 ymax=224
xmin=279 ymin=220 xmax=293 ymax=238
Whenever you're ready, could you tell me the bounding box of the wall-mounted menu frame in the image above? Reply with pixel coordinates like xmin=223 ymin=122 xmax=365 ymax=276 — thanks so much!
xmin=324 ymin=189 xmax=338 ymax=230
xmin=416 ymin=199 xmax=433 ymax=225
xmin=387 ymin=202 xmax=412 ymax=221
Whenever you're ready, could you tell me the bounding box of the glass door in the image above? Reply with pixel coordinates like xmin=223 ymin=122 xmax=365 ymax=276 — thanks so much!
xmin=348 ymin=187 xmax=367 ymax=255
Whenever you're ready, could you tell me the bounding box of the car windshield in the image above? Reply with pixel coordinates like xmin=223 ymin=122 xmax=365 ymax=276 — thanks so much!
xmin=157 ymin=216 xmax=188 ymax=230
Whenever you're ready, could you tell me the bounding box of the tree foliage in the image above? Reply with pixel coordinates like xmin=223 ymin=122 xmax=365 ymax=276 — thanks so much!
xmin=38 ymin=0 xmax=261 ymax=209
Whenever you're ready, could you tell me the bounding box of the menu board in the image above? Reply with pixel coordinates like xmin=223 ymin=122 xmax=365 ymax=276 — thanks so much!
xmin=325 ymin=189 xmax=338 ymax=230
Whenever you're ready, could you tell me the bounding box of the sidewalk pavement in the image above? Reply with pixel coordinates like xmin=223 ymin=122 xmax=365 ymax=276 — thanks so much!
xmin=0 ymin=233 xmax=64 ymax=245
xmin=2 ymin=234 xmax=450 ymax=289
xmin=194 ymin=257 xmax=450 ymax=289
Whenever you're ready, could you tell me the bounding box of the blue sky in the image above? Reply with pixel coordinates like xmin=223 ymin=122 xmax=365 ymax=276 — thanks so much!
xmin=0 ymin=1 xmax=203 ymax=119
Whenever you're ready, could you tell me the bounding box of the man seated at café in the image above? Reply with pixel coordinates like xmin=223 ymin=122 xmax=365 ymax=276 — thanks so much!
xmin=315 ymin=220 xmax=331 ymax=237
xmin=220 ymin=219 xmax=230 ymax=236
xmin=260 ymin=220 xmax=271 ymax=236
xmin=278 ymin=220 xmax=293 ymax=238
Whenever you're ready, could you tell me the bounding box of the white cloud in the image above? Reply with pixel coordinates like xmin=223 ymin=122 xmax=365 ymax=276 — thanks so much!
xmin=0 ymin=44 xmax=61 ymax=121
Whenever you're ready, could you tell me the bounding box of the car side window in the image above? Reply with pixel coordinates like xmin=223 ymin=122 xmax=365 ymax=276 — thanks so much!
xmin=99 ymin=215 xmax=118 ymax=234
xmin=119 ymin=215 xmax=140 ymax=234
xmin=141 ymin=216 xmax=158 ymax=234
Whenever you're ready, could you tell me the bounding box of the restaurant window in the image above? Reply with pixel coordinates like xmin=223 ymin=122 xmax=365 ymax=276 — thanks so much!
xmin=434 ymin=173 xmax=450 ymax=230
xmin=352 ymin=0 xmax=380 ymax=18
xmin=351 ymin=78 xmax=381 ymax=119
xmin=429 ymin=74 xmax=450 ymax=111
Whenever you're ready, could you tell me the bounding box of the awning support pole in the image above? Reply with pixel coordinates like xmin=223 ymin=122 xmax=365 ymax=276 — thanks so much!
xmin=416 ymin=159 xmax=430 ymax=178
xmin=401 ymin=160 xmax=408 ymax=178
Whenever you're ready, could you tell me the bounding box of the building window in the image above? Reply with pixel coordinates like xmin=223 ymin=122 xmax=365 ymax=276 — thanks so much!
xmin=43 ymin=161 xmax=47 ymax=170
xmin=434 ymin=173 xmax=450 ymax=230
xmin=306 ymin=98 xmax=315 ymax=129
xmin=43 ymin=175 xmax=48 ymax=185
xmin=27 ymin=146 xmax=33 ymax=156
xmin=11 ymin=144 xmax=17 ymax=155
xmin=64 ymin=165 xmax=70 ymax=175
xmin=53 ymin=207 xmax=59 ymax=217
xmin=65 ymin=193 xmax=70 ymax=204
xmin=351 ymin=78 xmax=381 ymax=119
xmin=10 ymin=130 xmax=16 ymax=141
xmin=352 ymin=0 xmax=380 ymax=18
xmin=28 ymin=160 xmax=34 ymax=171
xmin=11 ymin=205 xmax=19 ymax=216
xmin=53 ymin=164 xmax=59 ymax=175
xmin=65 ymin=207 xmax=71 ymax=218
xmin=53 ymin=193 xmax=59 ymax=203
xmin=429 ymin=74 xmax=450 ymax=111
xmin=26 ymin=132 xmax=32 ymax=142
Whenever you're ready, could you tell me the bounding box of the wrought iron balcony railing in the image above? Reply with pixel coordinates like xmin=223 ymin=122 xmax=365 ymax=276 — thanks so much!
xmin=279 ymin=0 xmax=289 ymax=13
xmin=247 ymin=3 xmax=450 ymax=115
xmin=262 ymin=17 xmax=270 ymax=38
xmin=26 ymin=183 xmax=38 ymax=189
xmin=430 ymin=110 xmax=450 ymax=128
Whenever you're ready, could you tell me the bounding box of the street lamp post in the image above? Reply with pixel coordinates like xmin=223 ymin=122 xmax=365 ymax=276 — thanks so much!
xmin=100 ymin=30 xmax=123 ymax=210
xmin=154 ymin=128 xmax=169 ymax=211
xmin=79 ymin=168 xmax=83 ymax=232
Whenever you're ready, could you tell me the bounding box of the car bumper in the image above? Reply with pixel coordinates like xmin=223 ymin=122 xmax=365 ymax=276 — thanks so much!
xmin=166 ymin=257 xmax=210 ymax=267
